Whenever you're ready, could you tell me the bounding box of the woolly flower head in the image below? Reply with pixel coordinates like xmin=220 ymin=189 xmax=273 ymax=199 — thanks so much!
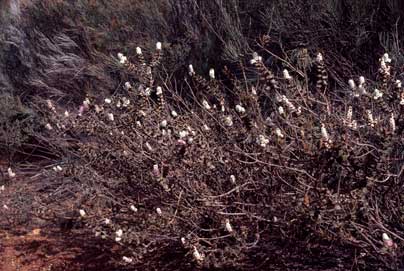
xmin=209 ymin=68 xmax=215 ymax=79
xmin=203 ymin=124 xmax=210 ymax=131
xmin=395 ymin=80 xmax=402 ymax=88
xmin=202 ymin=100 xmax=211 ymax=110
xmin=250 ymin=52 xmax=262 ymax=64
xmin=53 ymin=165 xmax=63 ymax=172
xmin=365 ymin=110 xmax=375 ymax=127
xmin=320 ymin=123 xmax=330 ymax=141
xmin=145 ymin=142 xmax=153 ymax=151
xmin=296 ymin=106 xmax=302 ymax=115
xmin=45 ymin=123 xmax=53 ymax=130
xmin=235 ymin=104 xmax=246 ymax=114
xmin=117 ymin=52 xmax=127 ymax=64
xmin=382 ymin=53 xmax=392 ymax=63
xmin=152 ymin=164 xmax=160 ymax=178
xmin=358 ymin=84 xmax=367 ymax=95
xmin=251 ymin=87 xmax=257 ymax=96
xmin=283 ymin=69 xmax=292 ymax=80
xmin=83 ymin=97 xmax=91 ymax=106
xmin=171 ymin=110 xmax=178 ymax=118
xmin=188 ymin=64 xmax=195 ymax=76
xmin=8 ymin=167 xmax=16 ymax=178
xmin=156 ymin=86 xmax=163 ymax=96
xmin=46 ymin=99 xmax=55 ymax=110
xmin=122 ymin=97 xmax=130 ymax=107
xmin=275 ymin=128 xmax=284 ymax=138
xmin=156 ymin=42 xmax=162 ymax=50
xmin=373 ymin=89 xmax=383 ymax=100
xmin=107 ymin=113 xmax=114 ymax=121
xmin=156 ymin=207 xmax=162 ymax=215
xmin=223 ymin=116 xmax=233 ymax=127
xmin=136 ymin=47 xmax=142 ymax=55
xmin=64 ymin=111 xmax=70 ymax=117
xmin=382 ymin=233 xmax=394 ymax=248
xmin=275 ymin=93 xmax=283 ymax=103
xmin=281 ymin=95 xmax=296 ymax=112
xmin=278 ymin=106 xmax=285 ymax=115
xmin=79 ymin=209 xmax=86 ymax=217
xmin=160 ymin=119 xmax=168 ymax=128
xmin=230 ymin=175 xmax=236 ymax=184
xmin=130 ymin=205 xmax=138 ymax=212
xmin=122 ymin=256 xmax=133 ymax=264
xmin=116 ymin=229 xmax=123 ymax=237
xmin=104 ymin=98 xmax=112 ymax=104
xmin=224 ymin=219 xmax=233 ymax=233
xmin=193 ymin=246 xmax=204 ymax=262
xmin=124 ymin=82 xmax=132 ymax=90
xmin=257 ymin=134 xmax=269 ymax=148
xmin=144 ymin=87 xmax=151 ymax=96
xmin=359 ymin=76 xmax=365 ymax=86
xmin=348 ymin=79 xmax=356 ymax=90
xmin=179 ymin=130 xmax=189 ymax=139
xmin=316 ymin=52 xmax=323 ymax=63
xmin=347 ymin=106 xmax=353 ymax=121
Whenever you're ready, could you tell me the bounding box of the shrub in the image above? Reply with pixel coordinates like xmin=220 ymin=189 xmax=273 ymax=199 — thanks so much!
xmin=1 ymin=1 xmax=404 ymax=270
xmin=19 ymin=43 xmax=404 ymax=269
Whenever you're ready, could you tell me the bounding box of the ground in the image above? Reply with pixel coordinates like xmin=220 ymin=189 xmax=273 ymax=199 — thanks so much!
xmin=0 ymin=227 xmax=121 ymax=271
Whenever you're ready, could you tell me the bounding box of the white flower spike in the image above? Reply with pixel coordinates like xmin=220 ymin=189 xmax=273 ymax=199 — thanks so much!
xmin=122 ymin=256 xmax=133 ymax=264
xmin=171 ymin=110 xmax=178 ymax=118
xmin=156 ymin=42 xmax=162 ymax=50
xmin=79 ymin=209 xmax=86 ymax=217
xmin=316 ymin=53 xmax=323 ymax=63
xmin=223 ymin=116 xmax=233 ymax=127
xmin=283 ymin=69 xmax=292 ymax=80
xmin=124 ymin=82 xmax=132 ymax=90
xmin=130 ymin=205 xmax=138 ymax=212
xmin=382 ymin=53 xmax=391 ymax=63
xmin=382 ymin=233 xmax=394 ymax=248
xmin=156 ymin=86 xmax=163 ymax=96
xmin=348 ymin=79 xmax=356 ymax=90
xmin=193 ymin=246 xmax=204 ymax=262
xmin=116 ymin=229 xmax=123 ymax=237
xmin=8 ymin=167 xmax=16 ymax=178
xmin=235 ymin=104 xmax=246 ymax=114
xmin=225 ymin=219 xmax=233 ymax=233
xmin=188 ymin=64 xmax=195 ymax=76
xmin=209 ymin=68 xmax=215 ymax=79
xmin=202 ymin=100 xmax=211 ymax=110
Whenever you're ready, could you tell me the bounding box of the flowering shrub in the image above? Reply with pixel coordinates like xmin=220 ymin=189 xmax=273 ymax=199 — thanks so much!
xmin=11 ymin=41 xmax=401 ymax=269
xmin=1 ymin=1 xmax=404 ymax=270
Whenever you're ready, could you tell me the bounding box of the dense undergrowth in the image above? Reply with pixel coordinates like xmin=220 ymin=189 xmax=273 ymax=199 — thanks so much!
xmin=0 ymin=0 xmax=404 ymax=270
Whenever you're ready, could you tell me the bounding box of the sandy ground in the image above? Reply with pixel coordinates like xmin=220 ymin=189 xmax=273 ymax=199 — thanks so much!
xmin=0 ymin=227 xmax=121 ymax=271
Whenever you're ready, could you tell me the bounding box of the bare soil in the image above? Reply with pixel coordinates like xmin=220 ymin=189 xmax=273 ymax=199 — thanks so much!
xmin=0 ymin=227 xmax=120 ymax=271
